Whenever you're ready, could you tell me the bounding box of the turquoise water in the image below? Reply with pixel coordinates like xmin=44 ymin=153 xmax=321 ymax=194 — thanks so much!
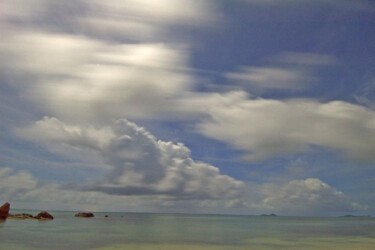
xmin=1 ymin=211 xmax=375 ymax=249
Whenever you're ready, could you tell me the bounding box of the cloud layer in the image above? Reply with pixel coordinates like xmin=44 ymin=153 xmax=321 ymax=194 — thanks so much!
xmin=1 ymin=166 xmax=363 ymax=215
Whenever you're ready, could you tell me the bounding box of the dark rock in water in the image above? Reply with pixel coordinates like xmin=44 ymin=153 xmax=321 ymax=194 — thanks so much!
xmin=8 ymin=211 xmax=54 ymax=220
xmin=0 ymin=203 xmax=53 ymax=221
xmin=339 ymin=214 xmax=371 ymax=218
xmin=75 ymin=212 xmax=94 ymax=218
xmin=0 ymin=202 xmax=10 ymax=220
xmin=260 ymin=213 xmax=278 ymax=217
xmin=35 ymin=211 xmax=54 ymax=220
xmin=9 ymin=213 xmax=35 ymax=219
xmin=105 ymin=215 xmax=108 ymax=218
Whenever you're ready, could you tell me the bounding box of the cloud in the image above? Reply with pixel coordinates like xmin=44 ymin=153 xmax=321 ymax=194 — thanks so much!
xmin=19 ymin=117 xmax=244 ymax=200
xmin=1 ymin=32 xmax=266 ymax=125
xmin=198 ymin=95 xmax=375 ymax=162
xmin=0 ymin=0 xmax=219 ymax=123
xmin=226 ymin=52 xmax=336 ymax=92
xmin=354 ymin=79 xmax=375 ymax=109
xmin=271 ymin=52 xmax=337 ymax=66
xmin=0 ymin=167 xmax=38 ymax=201
xmin=0 ymin=166 xmax=245 ymax=214
xmin=79 ymin=0 xmax=216 ymax=41
xmin=0 ymin=32 xmax=196 ymax=122
xmin=0 ymin=166 xmax=171 ymax=212
xmin=83 ymin=0 xmax=215 ymax=26
xmin=239 ymin=0 xmax=313 ymax=5
xmin=254 ymin=178 xmax=366 ymax=215
xmin=0 ymin=166 xmax=365 ymax=215
xmin=239 ymin=0 xmax=375 ymax=11
xmin=227 ymin=66 xmax=311 ymax=91
xmin=0 ymin=0 xmax=216 ymax=41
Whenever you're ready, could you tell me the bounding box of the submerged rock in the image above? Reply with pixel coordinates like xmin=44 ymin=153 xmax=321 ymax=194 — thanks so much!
xmin=0 ymin=202 xmax=10 ymax=220
xmin=35 ymin=211 xmax=54 ymax=220
xmin=75 ymin=212 xmax=94 ymax=218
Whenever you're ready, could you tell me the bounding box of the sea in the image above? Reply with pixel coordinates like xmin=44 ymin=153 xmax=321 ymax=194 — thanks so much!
xmin=1 ymin=211 xmax=375 ymax=250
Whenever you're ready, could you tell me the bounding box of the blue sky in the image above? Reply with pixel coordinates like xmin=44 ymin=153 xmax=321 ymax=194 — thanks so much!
xmin=0 ymin=0 xmax=374 ymax=216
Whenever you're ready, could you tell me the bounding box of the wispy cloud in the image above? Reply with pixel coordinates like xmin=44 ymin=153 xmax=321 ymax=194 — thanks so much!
xmin=227 ymin=66 xmax=311 ymax=91
xmin=226 ymin=52 xmax=336 ymax=92
xmin=271 ymin=52 xmax=337 ymax=66
xmin=0 ymin=0 xmax=216 ymax=41
xmin=198 ymin=95 xmax=375 ymax=162
xmin=0 ymin=32 xmax=194 ymax=122
xmin=239 ymin=0 xmax=375 ymax=11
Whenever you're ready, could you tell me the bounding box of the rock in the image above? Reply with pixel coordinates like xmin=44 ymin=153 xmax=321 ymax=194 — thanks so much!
xmin=35 ymin=211 xmax=54 ymax=220
xmin=104 ymin=215 xmax=109 ymax=218
xmin=75 ymin=212 xmax=94 ymax=218
xmin=7 ymin=211 xmax=54 ymax=220
xmin=0 ymin=202 xmax=10 ymax=220
xmin=260 ymin=213 xmax=278 ymax=217
xmin=9 ymin=213 xmax=35 ymax=219
xmin=339 ymin=214 xmax=371 ymax=218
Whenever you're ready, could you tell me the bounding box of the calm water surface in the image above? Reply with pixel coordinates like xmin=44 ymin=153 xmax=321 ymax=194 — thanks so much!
xmin=1 ymin=211 xmax=375 ymax=249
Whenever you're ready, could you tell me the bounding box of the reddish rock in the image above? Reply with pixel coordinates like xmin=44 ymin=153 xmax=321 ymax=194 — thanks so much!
xmin=75 ymin=212 xmax=94 ymax=218
xmin=0 ymin=202 xmax=10 ymax=220
xmin=35 ymin=211 xmax=54 ymax=220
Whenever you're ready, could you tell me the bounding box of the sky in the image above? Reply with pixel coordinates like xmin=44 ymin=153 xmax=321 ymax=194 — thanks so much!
xmin=0 ymin=0 xmax=374 ymax=216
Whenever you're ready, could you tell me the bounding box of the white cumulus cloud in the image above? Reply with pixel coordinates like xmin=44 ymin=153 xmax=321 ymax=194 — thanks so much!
xmin=254 ymin=178 xmax=366 ymax=215
xmin=19 ymin=117 xmax=244 ymax=200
